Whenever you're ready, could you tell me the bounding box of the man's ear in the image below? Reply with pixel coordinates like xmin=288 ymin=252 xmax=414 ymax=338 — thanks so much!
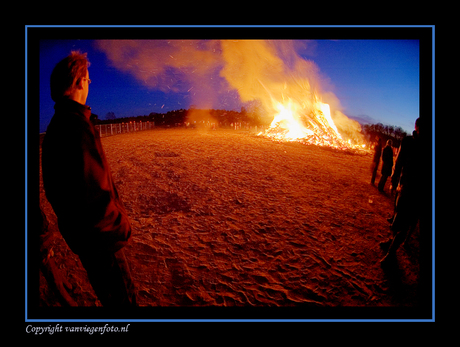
xmin=75 ymin=78 xmax=83 ymax=90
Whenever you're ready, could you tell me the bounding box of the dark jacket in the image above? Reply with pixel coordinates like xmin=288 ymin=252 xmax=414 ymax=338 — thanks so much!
xmin=372 ymin=141 xmax=382 ymax=163
xmin=42 ymin=99 xmax=131 ymax=255
xmin=391 ymin=131 xmax=421 ymax=193
xmin=381 ymin=145 xmax=394 ymax=176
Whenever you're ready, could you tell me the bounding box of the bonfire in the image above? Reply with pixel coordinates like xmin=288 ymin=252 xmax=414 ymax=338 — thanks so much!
xmin=260 ymin=97 xmax=367 ymax=151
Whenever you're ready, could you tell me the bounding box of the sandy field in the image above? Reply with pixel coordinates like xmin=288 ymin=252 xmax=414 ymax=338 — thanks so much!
xmin=38 ymin=128 xmax=422 ymax=310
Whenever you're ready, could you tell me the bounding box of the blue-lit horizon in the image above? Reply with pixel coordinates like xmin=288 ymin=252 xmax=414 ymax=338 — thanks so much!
xmin=39 ymin=38 xmax=420 ymax=134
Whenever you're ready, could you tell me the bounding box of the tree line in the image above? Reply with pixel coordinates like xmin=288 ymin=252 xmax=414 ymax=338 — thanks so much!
xmin=92 ymin=107 xmax=265 ymax=128
xmin=93 ymin=109 xmax=409 ymax=148
xmin=361 ymin=123 xmax=409 ymax=148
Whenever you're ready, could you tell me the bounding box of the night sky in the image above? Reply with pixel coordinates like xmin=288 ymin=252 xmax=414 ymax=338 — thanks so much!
xmin=37 ymin=30 xmax=422 ymax=134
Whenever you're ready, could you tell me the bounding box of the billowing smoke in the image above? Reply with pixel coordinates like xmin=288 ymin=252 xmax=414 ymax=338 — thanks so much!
xmin=95 ymin=39 xmax=363 ymax=143
xmin=220 ymin=40 xmax=326 ymax=118
xmin=95 ymin=40 xmax=229 ymax=109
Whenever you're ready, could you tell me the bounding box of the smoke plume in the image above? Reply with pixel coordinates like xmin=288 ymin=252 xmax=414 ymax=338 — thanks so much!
xmin=95 ymin=39 xmax=363 ymax=141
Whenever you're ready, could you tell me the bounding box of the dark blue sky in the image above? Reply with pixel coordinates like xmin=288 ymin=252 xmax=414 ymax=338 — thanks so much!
xmin=39 ymin=38 xmax=420 ymax=133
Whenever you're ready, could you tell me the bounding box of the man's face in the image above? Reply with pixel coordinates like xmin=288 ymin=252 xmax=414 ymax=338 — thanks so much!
xmin=82 ymin=70 xmax=90 ymax=101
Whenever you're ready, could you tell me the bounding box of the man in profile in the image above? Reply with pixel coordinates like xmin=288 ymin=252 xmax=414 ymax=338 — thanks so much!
xmin=371 ymin=136 xmax=382 ymax=186
xmin=42 ymin=51 xmax=136 ymax=306
xmin=380 ymin=118 xmax=422 ymax=265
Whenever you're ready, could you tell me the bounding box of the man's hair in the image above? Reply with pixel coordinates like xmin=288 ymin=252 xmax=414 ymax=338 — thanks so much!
xmin=50 ymin=51 xmax=90 ymax=102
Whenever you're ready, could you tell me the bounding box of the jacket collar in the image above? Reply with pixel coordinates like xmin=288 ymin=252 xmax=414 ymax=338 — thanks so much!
xmin=54 ymin=98 xmax=92 ymax=120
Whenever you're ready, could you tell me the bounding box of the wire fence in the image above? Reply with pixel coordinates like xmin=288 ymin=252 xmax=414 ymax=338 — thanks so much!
xmin=94 ymin=119 xmax=275 ymax=139
xmin=95 ymin=121 xmax=155 ymax=137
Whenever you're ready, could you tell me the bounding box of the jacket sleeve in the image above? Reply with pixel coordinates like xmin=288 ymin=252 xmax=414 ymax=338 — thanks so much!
xmin=74 ymin=122 xmax=131 ymax=253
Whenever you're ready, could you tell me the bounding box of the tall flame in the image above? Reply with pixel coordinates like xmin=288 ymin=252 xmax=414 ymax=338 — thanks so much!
xmin=268 ymin=100 xmax=313 ymax=140
xmin=263 ymin=96 xmax=364 ymax=150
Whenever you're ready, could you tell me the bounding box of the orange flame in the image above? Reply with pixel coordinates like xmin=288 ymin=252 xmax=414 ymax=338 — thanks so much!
xmin=261 ymin=97 xmax=366 ymax=150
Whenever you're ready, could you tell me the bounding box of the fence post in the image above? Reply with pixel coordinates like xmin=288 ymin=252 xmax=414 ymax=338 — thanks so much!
xmin=95 ymin=120 xmax=158 ymax=137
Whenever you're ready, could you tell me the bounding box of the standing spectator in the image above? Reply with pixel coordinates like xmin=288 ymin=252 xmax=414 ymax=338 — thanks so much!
xmin=380 ymin=118 xmax=422 ymax=265
xmin=42 ymin=51 xmax=137 ymax=306
xmin=378 ymin=139 xmax=394 ymax=193
xmin=371 ymin=136 xmax=382 ymax=185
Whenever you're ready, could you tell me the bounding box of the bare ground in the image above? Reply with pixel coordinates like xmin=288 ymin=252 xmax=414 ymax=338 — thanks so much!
xmin=38 ymin=128 xmax=421 ymax=308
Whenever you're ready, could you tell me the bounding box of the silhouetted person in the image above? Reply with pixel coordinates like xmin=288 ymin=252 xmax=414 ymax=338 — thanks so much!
xmin=42 ymin=51 xmax=136 ymax=306
xmin=371 ymin=136 xmax=382 ymax=185
xmin=378 ymin=139 xmax=394 ymax=193
xmin=380 ymin=118 xmax=422 ymax=265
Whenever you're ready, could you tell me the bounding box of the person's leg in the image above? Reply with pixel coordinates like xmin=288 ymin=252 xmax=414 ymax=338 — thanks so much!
xmin=380 ymin=189 xmax=410 ymax=263
xmin=380 ymin=226 xmax=409 ymax=264
xmin=113 ymin=248 xmax=137 ymax=306
xmin=371 ymin=162 xmax=378 ymax=185
xmin=79 ymin=248 xmax=137 ymax=307
xmin=378 ymin=173 xmax=388 ymax=192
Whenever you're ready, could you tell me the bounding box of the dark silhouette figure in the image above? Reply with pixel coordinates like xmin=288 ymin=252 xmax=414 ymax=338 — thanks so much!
xmin=380 ymin=118 xmax=422 ymax=265
xmin=378 ymin=139 xmax=394 ymax=193
xmin=42 ymin=51 xmax=136 ymax=306
xmin=371 ymin=136 xmax=382 ymax=185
